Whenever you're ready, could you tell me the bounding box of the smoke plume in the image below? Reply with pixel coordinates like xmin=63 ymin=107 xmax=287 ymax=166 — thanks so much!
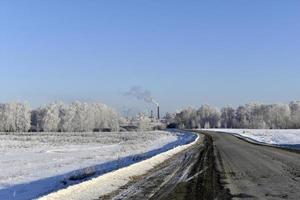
xmin=124 ymin=86 xmax=159 ymax=106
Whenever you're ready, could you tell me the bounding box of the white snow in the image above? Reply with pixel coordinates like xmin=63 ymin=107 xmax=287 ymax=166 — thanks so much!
xmin=39 ymin=135 xmax=200 ymax=200
xmin=0 ymin=131 xmax=196 ymax=200
xmin=203 ymin=129 xmax=300 ymax=145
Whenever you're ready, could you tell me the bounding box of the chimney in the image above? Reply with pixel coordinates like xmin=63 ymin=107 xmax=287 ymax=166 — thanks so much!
xmin=157 ymin=106 xmax=160 ymax=120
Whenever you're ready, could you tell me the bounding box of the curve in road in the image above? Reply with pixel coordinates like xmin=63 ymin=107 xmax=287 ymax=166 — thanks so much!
xmin=101 ymin=130 xmax=300 ymax=200
xmin=206 ymin=131 xmax=300 ymax=200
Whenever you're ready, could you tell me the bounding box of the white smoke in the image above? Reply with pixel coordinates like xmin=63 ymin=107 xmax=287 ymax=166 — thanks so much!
xmin=124 ymin=86 xmax=159 ymax=106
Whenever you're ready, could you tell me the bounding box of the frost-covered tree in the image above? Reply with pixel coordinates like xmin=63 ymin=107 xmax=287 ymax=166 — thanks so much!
xmin=38 ymin=102 xmax=62 ymax=132
xmin=174 ymin=107 xmax=198 ymax=129
xmin=0 ymin=104 xmax=5 ymax=131
xmin=0 ymin=101 xmax=120 ymax=132
xmin=169 ymin=101 xmax=300 ymax=129
xmin=246 ymin=103 xmax=268 ymax=129
xmin=15 ymin=102 xmax=31 ymax=132
xmin=67 ymin=101 xmax=94 ymax=132
xmin=36 ymin=101 xmax=120 ymax=132
xmin=91 ymin=103 xmax=119 ymax=132
xmin=0 ymin=102 xmax=31 ymax=132
xmin=0 ymin=103 xmax=13 ymax=131
xmin=136 ymin=115 xmax=152 ymax=131
xmin=197 ymin=105 xmax=220 ymax=128
xmin=174 ymin=105 xmax=220 ymax=129
xmin=164 ymin=112 xmax=176 ymax=125
xmin=235 ymin=105 xmax=250 ymax=128
xmin=268 ymin=104 xmax=291 ymax=129
xmin=289 ymin=101 xmax=300 ymax=128
xmin=221 ymin=106 xmax=235 ymax=128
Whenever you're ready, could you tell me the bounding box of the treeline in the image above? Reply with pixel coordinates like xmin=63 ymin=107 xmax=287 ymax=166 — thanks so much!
xmin=0 ymin=101 xmax=119 ymax=132
xmin=169 ymin=101 xmax=300 ymax=129
xmin=0 ymin=103 xmax=31 ymax=132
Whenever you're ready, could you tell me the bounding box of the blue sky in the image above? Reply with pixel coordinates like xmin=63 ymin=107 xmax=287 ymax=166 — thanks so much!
xmin=1 ymin=1 xmax=300 ymax=114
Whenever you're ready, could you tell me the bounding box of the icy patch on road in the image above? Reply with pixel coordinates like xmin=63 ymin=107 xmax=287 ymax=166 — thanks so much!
xmin=39 ymin=134 xmax=199 ymax=200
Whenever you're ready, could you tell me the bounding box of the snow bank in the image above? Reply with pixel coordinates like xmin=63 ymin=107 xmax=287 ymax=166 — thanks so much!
xmin=203 ymin=129 xmax=300 ymax=145
xmin=0 ymin=131 xmax=196 ymax=200
xmin=39 ymin=134 xmax=199 ymax=200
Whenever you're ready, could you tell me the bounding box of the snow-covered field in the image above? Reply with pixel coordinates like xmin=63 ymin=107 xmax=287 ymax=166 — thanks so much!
xmin=0 ymin=131 xmax=197 ymax=200
xmin=204 ymin=129 xmax=300 ymax=145
xmin=40 ymin=134 xmax=200 ymax=200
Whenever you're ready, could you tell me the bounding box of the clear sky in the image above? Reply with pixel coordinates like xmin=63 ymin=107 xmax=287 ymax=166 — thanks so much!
xmin=1 ymin=1 xmax=300 ymax=114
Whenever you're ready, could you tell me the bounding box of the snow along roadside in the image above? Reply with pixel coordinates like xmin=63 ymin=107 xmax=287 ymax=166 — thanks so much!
xmin=201 ymin=129 xmax=300 ymax=145
xmin=38 ymin=134 xmax=200 ymax=200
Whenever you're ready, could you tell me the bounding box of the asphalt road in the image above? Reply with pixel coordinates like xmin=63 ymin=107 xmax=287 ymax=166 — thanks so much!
xmin=99 ymin=131 xmax=300 ymax=200
xmin=101 ymin=133 xmax=229 ymax=200
xmin=207 ymin=131 xmax=300 ymax=200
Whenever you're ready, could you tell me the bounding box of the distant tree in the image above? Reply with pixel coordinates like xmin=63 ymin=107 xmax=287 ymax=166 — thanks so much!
xmin=0 ymin=102 xmax=31 ymax=132
xmin=221 ymin=106 xmax=235 ymax=128
xmin=289 ymin=101 xmax=300 ymax=128
xmin=204 ymin=121 xmax=210 ymax=129
xmin=173 ymin=105 xmax=220 ymax=129
xmin=37 ymin=101 xmax=120 ymax=132
xmin=235 ymin=105 xmax=250 ymax=128
xmin=246 ymin=103 xmax=268 ymax=129
xmin=15 ymin=102 xmax=31 ymax=132
xmin=164 ymin=112 xmax=176 ymax=125
xmin=174 ymin=107 xmax=197 ymax=129
xmin=170 ymin=101 xmax=299 ymax=129
xmin=268 ymin=104 xmax=291 ymax=129
xmin=38 ymin=102 xmax=62 ymax=132
xmin=197 ymin=105 xmax=220 ymax=128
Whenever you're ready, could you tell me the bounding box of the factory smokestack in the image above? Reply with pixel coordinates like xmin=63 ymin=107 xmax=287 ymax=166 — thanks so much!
xmin=124 ymin=86 xmax=160 ymax=119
